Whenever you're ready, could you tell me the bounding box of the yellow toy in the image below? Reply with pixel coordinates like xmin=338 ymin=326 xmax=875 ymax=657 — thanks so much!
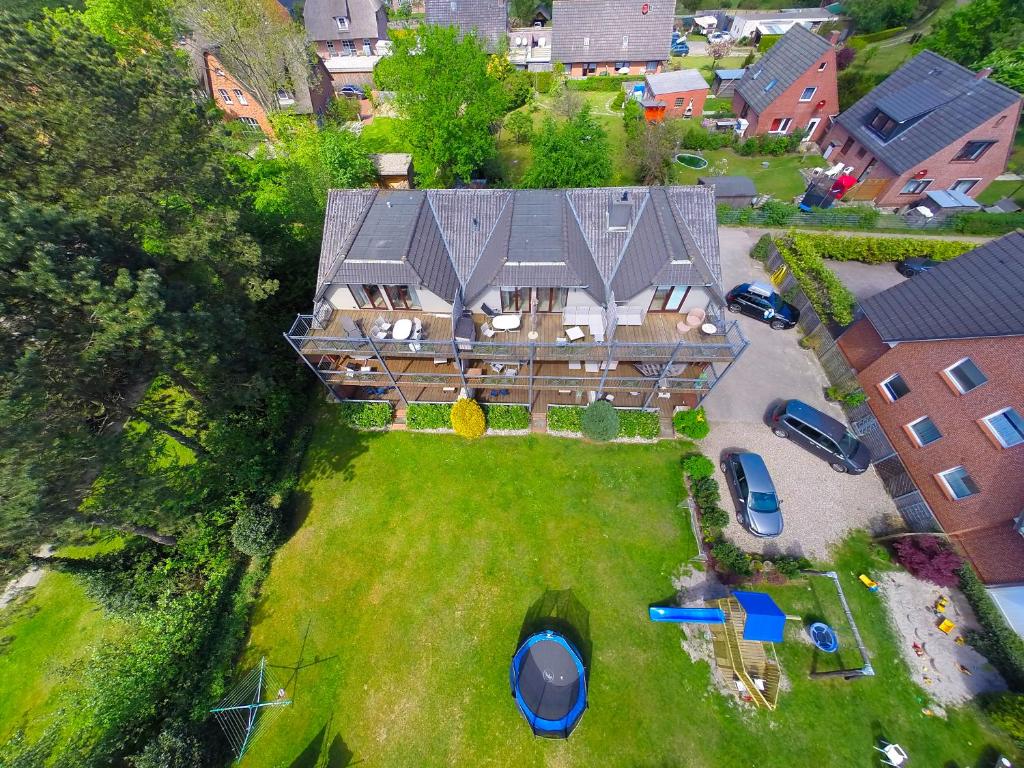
xmin=859 ymin=574 xmax=879 ymax=592
xmin=935 ymin=596 xmax=949 ymax=613
xmin=938 ymin=619 xmax=956 ymax=634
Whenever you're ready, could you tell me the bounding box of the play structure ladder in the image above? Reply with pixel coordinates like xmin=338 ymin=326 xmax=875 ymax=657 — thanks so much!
xmin=714 ymin=597 xmax=778 ymax=710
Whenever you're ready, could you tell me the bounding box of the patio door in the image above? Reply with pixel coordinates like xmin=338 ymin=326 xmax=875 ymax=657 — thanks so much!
xmin=805 ymin=118 xmax=821 ymax=138
xmin=650 ymin=286 xmax=690 ymax=312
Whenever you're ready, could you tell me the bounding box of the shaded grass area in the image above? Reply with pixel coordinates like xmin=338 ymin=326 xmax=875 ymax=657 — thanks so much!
xmin=4 ymin=0 xmax=82 ymax=17
xmin=671 ymin=149 xmax=827 ymax=200
xmin=240 ymin=417 xmax=1017 ymax=767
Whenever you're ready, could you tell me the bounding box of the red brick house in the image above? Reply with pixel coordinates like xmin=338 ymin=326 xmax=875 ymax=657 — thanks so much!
xmin=304 ymin=0 xmax=390 ymax=88
xmin=821 ymin=51 xmax=1022 ymax=207
xmin=837 ymin=232 xmax=1024 ymax=629
xmin=731 ymin=24 xmax=838 ymax=143
xmin=641 ymin=69 xmax=709 ymax=122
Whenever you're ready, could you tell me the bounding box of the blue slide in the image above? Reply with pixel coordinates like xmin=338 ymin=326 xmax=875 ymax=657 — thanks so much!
xmin=648 ymin=606 xmax=726 ymax=624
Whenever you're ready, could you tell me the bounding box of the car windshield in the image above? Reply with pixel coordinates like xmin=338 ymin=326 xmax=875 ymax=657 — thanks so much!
xmin=839 ymin=431 xmax=859 ymax=457
xmin=749 ymin=492 xmax=778 ymax=512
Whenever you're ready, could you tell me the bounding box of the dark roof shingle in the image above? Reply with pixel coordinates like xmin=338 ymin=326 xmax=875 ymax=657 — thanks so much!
xmin=551 ymin=0 xmax=673 ymax=63
xmin=734 ymin=24 xmax=830 ymax=115
xmin=425 ymin=0 xmax=508 ymax=50
xmin=303 ymin=0 xmax=388 ymax=41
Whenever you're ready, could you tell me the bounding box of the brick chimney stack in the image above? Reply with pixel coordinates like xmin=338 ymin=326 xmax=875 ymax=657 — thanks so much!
xmin=976 ymin=67 xmax=994 ymax=79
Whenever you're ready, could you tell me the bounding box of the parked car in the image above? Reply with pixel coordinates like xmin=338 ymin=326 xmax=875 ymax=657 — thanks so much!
xmin=337 ymin=84 xmax=366 ymax=99
xmin=896 ymin=257 xmax=941 ymax=277
xmin=708 ymin=31 xmax=731 ymax=43
xmin=770 ymin=400 xmax=871 ymax=474
xmin=722 ymin=452 xmax=783 ymax=537
xmin=671 ymin=39 xmax=690 ymax=56
xmin=725 ymin=282 xmax=800 ymax=330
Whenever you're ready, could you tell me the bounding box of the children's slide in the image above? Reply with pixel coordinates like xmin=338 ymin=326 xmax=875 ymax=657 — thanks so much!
xmin=648 ymin=606 xmax=726 ymax=624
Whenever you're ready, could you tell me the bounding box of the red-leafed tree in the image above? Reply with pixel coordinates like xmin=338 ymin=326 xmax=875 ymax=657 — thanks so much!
xmin=892 ymin=535 xmax=964 ymax=587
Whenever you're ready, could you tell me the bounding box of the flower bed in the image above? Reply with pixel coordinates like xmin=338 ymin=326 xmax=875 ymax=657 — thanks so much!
xmin=406 ymin=402 xmax=453 ymax=430
xmin=548 ymin=405 xmax=660 ymax=439
xmin=483 ymin=404 xmax=530 ymax=431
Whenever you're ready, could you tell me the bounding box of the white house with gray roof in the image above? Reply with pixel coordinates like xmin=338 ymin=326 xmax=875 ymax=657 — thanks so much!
xmin=551 ymin=0 xmax=674 ymax=78
xmin=286 ymin=186 xmax=748 ymax=415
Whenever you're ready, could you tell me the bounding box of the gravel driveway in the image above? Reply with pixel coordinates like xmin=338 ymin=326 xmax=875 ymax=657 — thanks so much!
xmin=700 ymin=228 xmax=895 ymax=560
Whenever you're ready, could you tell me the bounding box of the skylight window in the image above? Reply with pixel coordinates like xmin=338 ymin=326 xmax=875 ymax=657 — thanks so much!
xmin=763 ymin=78 xmax=778 ymax=92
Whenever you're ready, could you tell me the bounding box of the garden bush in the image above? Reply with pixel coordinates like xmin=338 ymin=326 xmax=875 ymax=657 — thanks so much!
xmin=406 ymin=402 xmax=452 ymax=430
xmin=503 ymin=70 xmax=533 ymax=110
xmin=787 ymin=232 xmax=971 ymax=264
xmin=451 ymin=398 xmax=486 ymax=438
xmin=712 ymin=539 xmax=752 ymax=577
xmin=504 ymin=110 xmax=533 ymax=144
xmin=230 ymin=502 xmax=281 ymax=558
xmin=678 ymin=125 xmax=735 ymax=151
xmin=617 ymin=409 xmax=660 ymax=439
xmin=484 ymin=403 xmax=530 ymax=430
xmin=771 ymin=554 xmax=811 ymax=579
xmin=700 ymin=505 xmax=729 ymax=536
xmin=960 ymin=564 xmax=1024 ymax=691
xmin=952 ymin=211 xmax=1024 ymax=235
xmin=131 ymin=719 xmax=206 ymax=768
xmin=673 ymin=407 xmax=710 ymax=439
xmin=757 ymin=33 xmax=782 ymax=52
xmin=691 ymin=476 xmax=721 ymax=510
xmin=548 ymin=405 xmax=584 ymax=433
xmin=985 ymin=693 xmax=1024 ymax=744
xmin=582 ymin=399 xmax=620 ymax=441
xmin=750 ymin=233 xmax=773 ymax=262
xmin=892 ymin=535 xmax=963 ymax=587
xmin=736 ymin=133 xmax=801 ymax=156
xmin=682 ymin=453 xmax=715 ymax=479
xmin=338 ymin=401 xmax=393 ymax=429
xmin=533 ymin=70 xmax=553 ymax=94
xmin=610 ymin=90 xmax=625 ymax=110
xmin=777 ymin=235 xmax=856 ymax=326
xmin=566 ymin=74 xmax=633 ymax=91
xmin=849 ymin=26 xmax=906 ymax=44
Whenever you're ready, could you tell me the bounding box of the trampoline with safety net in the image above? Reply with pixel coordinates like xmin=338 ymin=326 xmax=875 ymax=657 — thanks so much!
xmin=509 ymin=630 xmax=588 ymax=738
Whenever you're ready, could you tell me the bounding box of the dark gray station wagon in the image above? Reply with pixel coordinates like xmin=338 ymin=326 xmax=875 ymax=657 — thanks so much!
xmin=770 ymin=399 xmax=871 ymax=474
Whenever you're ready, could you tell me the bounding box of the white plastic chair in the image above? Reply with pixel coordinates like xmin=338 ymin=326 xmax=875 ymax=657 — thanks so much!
xmin=482 ymin=322 xmax=496 ymax=338
xmin=874 ymin=742 xmax=908 ymax=767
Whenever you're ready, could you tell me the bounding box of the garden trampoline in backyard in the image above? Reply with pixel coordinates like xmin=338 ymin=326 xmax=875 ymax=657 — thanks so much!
xmin=510 ymin=631 xmax=588 ymax=738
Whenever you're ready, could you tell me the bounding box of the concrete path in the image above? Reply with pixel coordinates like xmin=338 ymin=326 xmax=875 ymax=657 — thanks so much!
xmin=729 ymin=225 xmax=994 ymax=243
xmin=828 ymin=259 xmax=907 ymax=302
xmin=0 ymin=545 xmax=54 ymax=611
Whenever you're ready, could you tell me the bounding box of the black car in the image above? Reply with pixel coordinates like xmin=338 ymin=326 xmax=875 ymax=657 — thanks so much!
xmin=770 ymin=399 xmax=871 ymax=474
xmin=896 ymin=257 xmax=941 ymax=277
xmin=725 ymin=282 xmax=800 ymax=330
xmin=337 ymin=84 xmax=366 ymax=99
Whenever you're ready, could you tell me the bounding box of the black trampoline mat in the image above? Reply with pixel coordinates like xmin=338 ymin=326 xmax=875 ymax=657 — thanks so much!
xmin=519 ymin=640 xmax=581 ymax=720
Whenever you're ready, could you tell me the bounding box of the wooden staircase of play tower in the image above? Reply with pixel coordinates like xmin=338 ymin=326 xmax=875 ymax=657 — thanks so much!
xmin=710 ymin=596 xmax=782 ymax=710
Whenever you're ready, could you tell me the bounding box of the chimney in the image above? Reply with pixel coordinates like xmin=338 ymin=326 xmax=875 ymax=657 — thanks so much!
xmin=828 ymin=30 xmax=841 ymax=46
xmin=976 ymin=67 xmax=993 ymax=80
xmin=607 ymin=190 xmax=632 ymax=232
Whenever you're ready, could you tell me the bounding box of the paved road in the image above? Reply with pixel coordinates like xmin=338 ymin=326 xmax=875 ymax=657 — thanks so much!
xmin=828 ymin=259 xmax=907 ymax=302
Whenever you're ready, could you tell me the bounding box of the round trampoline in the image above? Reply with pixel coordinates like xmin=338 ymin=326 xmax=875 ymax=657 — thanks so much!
xmin=809 ymin=622 xmax=839 ymax=653
xmin=510 ymin=631 xmax=588 ymax=738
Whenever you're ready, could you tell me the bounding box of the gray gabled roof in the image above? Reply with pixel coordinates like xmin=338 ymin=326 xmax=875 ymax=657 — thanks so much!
xmin=303 ymin=0 xmax=388 ymax=42
xmin=734 ymin=23 xmax=830 ymax=115
xmin=835 ymin=50 xmax=1022 ymax=175
xmin=645 ymin=69 xmax=709 ymax=95
xmin=551 ymin=0 xmax=673 ymax=63
xmin=316 ymin=186 xmax=722 ymax=306
xmin=860 ymin=231 xmax=1024 ymax=343
xmin=425 ymin=0 xmax=508 ymax=50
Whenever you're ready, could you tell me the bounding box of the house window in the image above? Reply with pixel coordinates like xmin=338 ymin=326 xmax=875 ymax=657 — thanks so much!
xmin=740 ymin=103 xmax=749 ymax=119
xmin=277 ymin=89 xmax=295 ymax=105
xmin=646 ymin=60 xmax=659 ymax=72
xmin=937 ymin=466 xmax=979 ymax=500
xmin=954 ymin=140 xmax=995 ymax=162
xmin=799 ymin=86 xmax=817 ymax=102
xmin=944 ymin=357 xmax=987 ymax=394
xmin=237 ymin=116 xmax=262 ymax=133
xmin=855 ymin=146 xmax=867 ymax=159
xmin=233 ymin=89 xmax=248 ymax=105
xmin=363 ymin=39 xmax=373 ymax=55
xmin=684 ymin=98 xmax=694 ymax=115
xmin=907 ymin=416 xmax=941 ymax=447
xmin=342 ymin=40 xmax=356 ymax=55
xmin=950 ymin=178 xmax=980 ymax=194
xmin=218 ymin=88 xmax=233 ymax=104
xmin=336 ymin=16 xmax=349 ymax=30
xmin=899 ymin=178 xmax=932 ymax=195
xmin=879 ymin=373 xmax=909 ymax=401
xmin=818 ymin=61 xmax=827 ymax=71
xmin=215 ymin=67 xmax=225 ymax=76
xmin=868 ymin=110 xmax=897 ymax=140
xmin=500 ymin=287 xmax=531 ymax=312
xmin=650 ymin=286 xmax=691 ymax=312
xmin=674 ymin=97 xmax=684 ymax=107
xmin=584 ymin=62 xmax=596 ymax=75
xmin=384 ymin=285 xmax=421 ymax=310
xmin=982 ymin=408 xmax=1024 ymax=448
xmin=582 ymin=36 xmax=590 ymax=47
xmin=768 ymin=117 xmax=792 ymax=134
xmin=840 ymin=137 xmax=854 ymax=154
xmin=535 ymin=288 xmax=568 ymax=313
xmin=326 ymin=41 xmax=336 ymax=56
xmin=763 ymin=78 xmax=778 ymax=92
xmin=353 ymin=284 xmax=388 ymax=309
xmin=615 ymin=61 xmax=628 ymax=70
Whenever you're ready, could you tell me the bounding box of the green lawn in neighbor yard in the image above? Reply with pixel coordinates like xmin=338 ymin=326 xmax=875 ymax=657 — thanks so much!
xmin=671 ymin=149 xmax=827 ymax=200
xmin=977 ymin=180 xmax=1024 ymax=207
xmin=240 ymin=413 xmax=1017 ymax=768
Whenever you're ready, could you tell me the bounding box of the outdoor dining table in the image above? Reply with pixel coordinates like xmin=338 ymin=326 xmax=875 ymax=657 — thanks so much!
xmin=391 ymin=318 xmax=414 ymax=340
xmin=491 ymin=314 xmax=522 ymax=331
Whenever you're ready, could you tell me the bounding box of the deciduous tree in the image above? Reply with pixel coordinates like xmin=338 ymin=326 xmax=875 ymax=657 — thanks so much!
xmin=520 ymin=105 xmax=612 ymax=188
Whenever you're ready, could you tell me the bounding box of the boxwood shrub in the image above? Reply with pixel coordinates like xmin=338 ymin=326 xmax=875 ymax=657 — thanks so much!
xmin=406 ymin=402 xmax=452 ymax=430
xmin=484 ymin=404 xmax=530 ymax=431
xmin=682 ymin=453 xmax=715 ymax=479
xmin=548 ymin=405 xmax=584 ymax=433
xmin=673 ymin=407 xmax=710 ymax=439
xmin=338 ymin=401 xmax=393 ymax=430
xmin=582 ymin=400 xmax=620 ymax=441
xmin=617 ymin=409 xmax=660 ymax=439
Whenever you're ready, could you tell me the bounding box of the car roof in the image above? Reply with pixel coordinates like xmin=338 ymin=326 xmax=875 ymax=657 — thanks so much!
xmin=735 ymin=452 xmax=776 ymax=494
xmin=783 ymin=399 xmax=846 ymax=440
xmin=747 ymin=281 xmax=775 ymax=297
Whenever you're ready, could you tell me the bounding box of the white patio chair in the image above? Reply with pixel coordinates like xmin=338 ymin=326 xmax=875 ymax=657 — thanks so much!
xmin=874 ymin=742 xmax=908 ymax=767
xmin=412 ymin=317 xmax=423 ymax=339
xmin=482 ymin=322 xmax=496 ymax=338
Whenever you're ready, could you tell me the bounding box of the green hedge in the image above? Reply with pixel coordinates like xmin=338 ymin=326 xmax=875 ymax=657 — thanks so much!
xmin=849 ymin=26 xmax=906 ymax=44
xmin=406 ymin=402 xmax=452 ymax=430
xmin=566 ymin=74 xmax=633 ymax=91
xmin=777 ymin=236 xmax=856 ymax=326
xmin=483 ymin=404 xmax=530 ymax=430
xmin=548 ymin=405 xmax=584 ymax=433
xmin=338 ymin=401 xmax=393 ymax=429
xmin=532 ymin=70 xmax=554 ymax=94
xmin=959 ymin=564 xmax=1024 ymax=691
xmin=787 ymin=232 xmax=971 ymax=264
xmin=673 ymin=407 xmax=710 ymax=439
xmin=617 ymin=409 xmax=660 ymax=439
xmin=952 ymin=211 xmax=1024 ymax=235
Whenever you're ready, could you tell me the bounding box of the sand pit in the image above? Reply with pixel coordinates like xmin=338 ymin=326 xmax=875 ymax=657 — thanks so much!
xmin=879 ymin=571 xmax=1006 ymax=706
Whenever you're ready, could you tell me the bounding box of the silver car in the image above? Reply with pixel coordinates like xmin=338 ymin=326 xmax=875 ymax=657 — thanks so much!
xmin=722 ymin=452 xmax=783 ymax=538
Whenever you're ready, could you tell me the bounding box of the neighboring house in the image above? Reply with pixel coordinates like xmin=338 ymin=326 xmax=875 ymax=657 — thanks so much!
xmin=698 ymin=176 xmax=755 ymax=207
xmin=721 ymin=7 xmax=838 ymax=42
xmin=641 ymin=69 xmax=708 ymax=122
xmin=731 ymin=24 xmax=838 ymax=143
xmin=821 ymin=51 xmax=1022 ymax=207
xmin=836 ymin=231 xmax=1024 ymax=631
xmin=551 ymin=0 xmax=674 ymax=78
xmin=712 ymin=68 xmax=745 ymax=97
xmin=285 ymin=186 xmax=747 ymax=417
xmin=371 ymin=153 xmax=415 ymax=188
xmin=425 ymin=0 xmax=508 ymax=51
xmin=304 ymin=0 xmax=390 ymax=88
xmin=509 ymin=27 xmax=553 ymax=71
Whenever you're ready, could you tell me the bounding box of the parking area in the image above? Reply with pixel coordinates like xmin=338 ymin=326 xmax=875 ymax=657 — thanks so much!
xmin=701 ymin=229 xmax=894 ymax=559
xmin=828 ymin=259 xmax=908 ymax=302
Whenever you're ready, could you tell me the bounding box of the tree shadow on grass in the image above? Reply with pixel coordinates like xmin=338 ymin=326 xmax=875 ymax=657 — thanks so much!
xmin=517 ymin=588 xmax=592 ymax=679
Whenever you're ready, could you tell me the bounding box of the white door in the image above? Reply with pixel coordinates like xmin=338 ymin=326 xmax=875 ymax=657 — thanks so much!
xmin=806 ymin=118 xmax=821 ymax=138
xmin=823 ymin=141 xmax=837 ymax=159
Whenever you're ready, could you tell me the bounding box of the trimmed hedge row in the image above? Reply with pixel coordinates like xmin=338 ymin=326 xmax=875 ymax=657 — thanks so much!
xmin=338 ymin=401 xmax=393 ymax=429
xmin=673 ymin=407 xmax=710 ymax=439
xmin=548 ymin=405 xmax=660 ymax=438
xmin=952 ymin=211 xmax=1024 ymax=235
xmin=959 ymin=564 xmax=1024 ymax=691
xmin=849 ymin=26 xmax=906 ymax=44
xmin=776 ymin=236 xmax=857 ymax=326
xmin=548 ymin=405 xmax=585 ymax=432
xmin=786 ymin=232 xmax=971 ymax=264
xmin=406 ymin=402 xmax=452 ymax=430
xmin=483 ymin=404 xmax=530 ymax=430
xmin=565 ymin=74 xmax=633 ymax=91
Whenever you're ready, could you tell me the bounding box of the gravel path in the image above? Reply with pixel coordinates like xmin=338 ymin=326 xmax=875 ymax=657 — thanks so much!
xmin=700 ymin=422 xmax=895 ymax=560
xmin=879 ymin=571 xmax=1006 ymax=706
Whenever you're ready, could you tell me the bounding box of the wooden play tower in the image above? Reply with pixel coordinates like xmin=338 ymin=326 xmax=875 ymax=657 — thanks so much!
xmin=708 ymin=595 xmax=782 ymax=710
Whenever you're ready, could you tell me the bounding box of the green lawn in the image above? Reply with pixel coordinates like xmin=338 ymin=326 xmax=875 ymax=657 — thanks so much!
xmin=671 ymin=149 xmax=827 ymax=200
xmin=240 ymin=414 xmax=1017 ymax=767
xmin=4 ymin=0 xmax=81 ymax=17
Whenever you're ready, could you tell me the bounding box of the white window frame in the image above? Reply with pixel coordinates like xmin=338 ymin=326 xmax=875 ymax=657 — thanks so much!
xmin=806 ymin=117 xmax=821 ymax=136
xmin=799 ymin=86 xmax=817 ymax=102
xmin=326 ymin=40 xmax=336 ymax=56
xmin=817 ymin=61 xmax=827 ymax=71
xmin=582 ymin=36 xmax=590 ymax=47
xmin=879 ymin=373 xmax=909 ymax=402
xmin=622 ymin=35 xmax=629 ymax=48
xmin=238 ymin=116 xmax=262 ymax=133
xmin=906 ymin=416 xmax=941 ymax=447
xmin=336 ymin=16 xmax=349 ymax=30
xmin=936 ymin=466 xmax=979 ymax=500
xmin=218 ymin=88 xmax=233 ymax=104
xmin=981 ymin=407 xmax=1024 ymax=448
xmin=900 ymin=178 xmax=932 ymax=195
xmin=768 ymin=117 xmax=792 ymax=134
xmin=233 ymin=89 xmax=248 ymax=106
xmin=943 ymin=357 xmax=987 ymax=394
xmin=342 ymin=40 xmax=356 ymax=55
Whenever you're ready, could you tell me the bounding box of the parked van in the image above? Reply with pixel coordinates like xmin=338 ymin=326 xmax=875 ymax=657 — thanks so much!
xmin=770 ymin=399 xmax=871 ymax=474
